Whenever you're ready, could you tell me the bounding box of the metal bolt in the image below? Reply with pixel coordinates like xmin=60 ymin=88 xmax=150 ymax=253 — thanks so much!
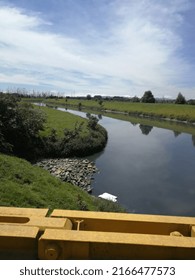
xmin=45 ymin=243 xmax=60 ymax=260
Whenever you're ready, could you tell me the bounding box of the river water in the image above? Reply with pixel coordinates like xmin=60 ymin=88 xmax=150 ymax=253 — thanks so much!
xmin=59 ymin=107 xmax=195 ymax=217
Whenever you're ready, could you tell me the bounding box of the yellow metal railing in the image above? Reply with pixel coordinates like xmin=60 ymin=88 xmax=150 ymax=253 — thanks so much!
xmin=0 ymin=207 xmax=195 ymax=259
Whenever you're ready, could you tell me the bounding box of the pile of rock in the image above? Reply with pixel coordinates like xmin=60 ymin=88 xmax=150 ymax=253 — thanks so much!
xmin=35 ymin=158 xmax=98 ymax=192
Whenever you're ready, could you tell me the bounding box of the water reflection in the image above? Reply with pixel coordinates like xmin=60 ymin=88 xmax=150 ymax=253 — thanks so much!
xmin=64 ymin=109 xmax=195 ymax=217
xmin=139 ymin=124 xmax=153 ymax=135
xmin=192 ymin=135 xmax=195 ymax=146
xmin=39 ymin=106 xmax=195 ymax=216
xmin=173 ymin=131 xmax=181 ymax=137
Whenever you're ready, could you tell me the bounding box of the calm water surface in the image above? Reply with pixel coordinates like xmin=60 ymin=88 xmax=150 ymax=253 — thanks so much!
xmin=61 ymin=108 xmax=195 ymax=217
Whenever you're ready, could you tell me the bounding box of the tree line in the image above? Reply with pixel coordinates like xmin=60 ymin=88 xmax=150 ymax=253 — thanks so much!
xmin=0 ymin=88 xmax=193 ymax=105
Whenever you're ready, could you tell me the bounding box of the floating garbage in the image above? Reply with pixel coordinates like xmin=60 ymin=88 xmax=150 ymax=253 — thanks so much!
xmin=98 ymin=192 xmax=117 ymax=202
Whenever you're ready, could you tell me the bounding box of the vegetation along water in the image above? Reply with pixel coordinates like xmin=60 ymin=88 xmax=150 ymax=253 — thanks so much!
xmin=0 ymin=93 xmax=123 ymax=212
xmin=1 ymin=93 xmax=195 ymax=216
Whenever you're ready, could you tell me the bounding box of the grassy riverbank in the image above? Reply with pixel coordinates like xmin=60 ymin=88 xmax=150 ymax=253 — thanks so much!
xmin=43 ymin=98 xmax=195 ymax=123
xmin=0 ymin=153 xmax=124 ymax=212
xmin=36 ymin=105 xmax=90 ymax=138
xmin=30 ymin=98 xmax=195 ymax=135
xmin=35 ymin=105 xmax=107 ymax=157
xmin=102 ymin=111 xmax=195 ymax=136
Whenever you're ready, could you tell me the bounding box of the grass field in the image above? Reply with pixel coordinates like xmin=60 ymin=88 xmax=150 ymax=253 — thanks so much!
xmin=43 ymin=98 xmax=195 ymax=123
xmin=0 ymin=153 xmax=124 ymax=212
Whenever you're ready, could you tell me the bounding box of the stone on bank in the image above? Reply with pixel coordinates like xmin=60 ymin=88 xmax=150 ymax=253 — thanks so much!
xmin=35 ymin=158 xmax=98 ymax=192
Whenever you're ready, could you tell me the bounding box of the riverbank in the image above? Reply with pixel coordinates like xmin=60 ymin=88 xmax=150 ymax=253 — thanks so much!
xmin=0 ymin=153 xmax=125 ymax=212
xmin=42 ymin=98 xmax=195 ymax=124
xmin=35 ymin=158 xmax=98 ymax=192
xmin=33 ymin=99 xmax=195 ymax=136
xmin=34 ymin=105 xmax=108 ymax=158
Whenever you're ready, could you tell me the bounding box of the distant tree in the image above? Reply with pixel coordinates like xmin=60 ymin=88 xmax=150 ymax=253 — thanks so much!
xmin=141 ymin=91 xmax=155 ymax=103
xmin=86 ymin=94 xmax=92 ymax=100
xmin=188 ymin=99 xmax=195 ymax=105
xmin=175 ymin=93 xmax=186 ymax=104
xmin=131 ymin=96 xmax=140 ymax=102
xmin=94 ymin=95 xmax=102 ymax=100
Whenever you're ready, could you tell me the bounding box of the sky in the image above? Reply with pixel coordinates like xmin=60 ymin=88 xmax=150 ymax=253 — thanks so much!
xmin=0 ymin=0 xmax=195 ymax=98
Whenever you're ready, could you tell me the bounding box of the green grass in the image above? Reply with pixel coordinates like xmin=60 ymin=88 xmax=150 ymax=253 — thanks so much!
xmin=33 ymin=105 xmax=107 ymax=158
xmin=43 ymin=98 xmax=195 ymax=123
xmin=35 ymin=98 xmax=195 ymax=135
xmin=35 ymin=105 xmax=89 ymax=138
xmin=0 ymin=153 xmax=124 ymax=212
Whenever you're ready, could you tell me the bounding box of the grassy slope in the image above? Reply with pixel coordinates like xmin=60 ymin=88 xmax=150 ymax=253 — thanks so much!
xmin=0 ymin=153 xmax=124 ymax=212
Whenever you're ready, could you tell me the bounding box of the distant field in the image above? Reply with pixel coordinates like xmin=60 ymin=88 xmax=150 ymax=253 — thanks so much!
xmin=43 ymin=98 xmax=195 ymax=123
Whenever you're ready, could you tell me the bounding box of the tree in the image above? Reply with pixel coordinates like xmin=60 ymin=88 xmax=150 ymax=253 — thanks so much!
xmin=87 ymin=115 xmax=99 ymax=130
xmin=0 ymin=93 xmax=46 ymax=158
xmin=131 ymin=96 xmax=140 ymax=102
xmin=141 ymin=91 xmax=155 ymax=103
xmin=86 ymin=94 xmax=92 ymax=100
xmin=175 ymin=93 xmax=186 ymax=104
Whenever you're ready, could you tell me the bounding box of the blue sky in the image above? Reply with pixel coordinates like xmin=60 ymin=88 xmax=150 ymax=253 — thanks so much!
xmin=0 ymin=0 xmax=195 ymax=98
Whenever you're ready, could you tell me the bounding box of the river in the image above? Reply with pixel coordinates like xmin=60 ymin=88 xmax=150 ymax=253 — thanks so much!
xmin=57 ymin=107 xmax=195 ymax=217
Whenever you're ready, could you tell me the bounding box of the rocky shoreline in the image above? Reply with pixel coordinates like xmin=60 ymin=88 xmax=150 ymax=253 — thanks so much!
xmin=35 ymin=158 xmax=98 ymax=192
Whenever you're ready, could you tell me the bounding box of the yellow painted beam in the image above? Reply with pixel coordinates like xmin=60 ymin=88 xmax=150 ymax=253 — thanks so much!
xmin=0 ymin=216 xmax=72 ymax=231
xmin=51 ymin=210 xmax=195 ymax=236
xmin=0 ymin=224 xmax=39 ymax=259
xmin=0 ymin=207 xmax=48 ymax=217
xmin=0 ymin=207 xmax=195 ymax=259
xmin=51 ymin=209 xmax=195 ymax=224
xmin=191 ymin=226 xmax=195 ymax=237
xmin=38 ymin=228 xmax=195 ymax=260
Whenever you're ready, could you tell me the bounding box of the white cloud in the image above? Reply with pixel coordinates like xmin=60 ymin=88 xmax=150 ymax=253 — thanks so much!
xmin=0 ymin=73 xmax=39 ymax=85
xmin=0 ymin=1 xmax=194 ymax=97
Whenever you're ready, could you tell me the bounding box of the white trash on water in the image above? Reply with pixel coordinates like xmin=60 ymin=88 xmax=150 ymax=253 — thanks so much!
xmin=98 ymin=192 xmax=117 ymax=202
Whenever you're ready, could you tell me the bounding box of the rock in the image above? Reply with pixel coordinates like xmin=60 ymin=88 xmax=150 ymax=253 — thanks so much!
xmin=34 ymin=158 xmax=98 ymax=192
